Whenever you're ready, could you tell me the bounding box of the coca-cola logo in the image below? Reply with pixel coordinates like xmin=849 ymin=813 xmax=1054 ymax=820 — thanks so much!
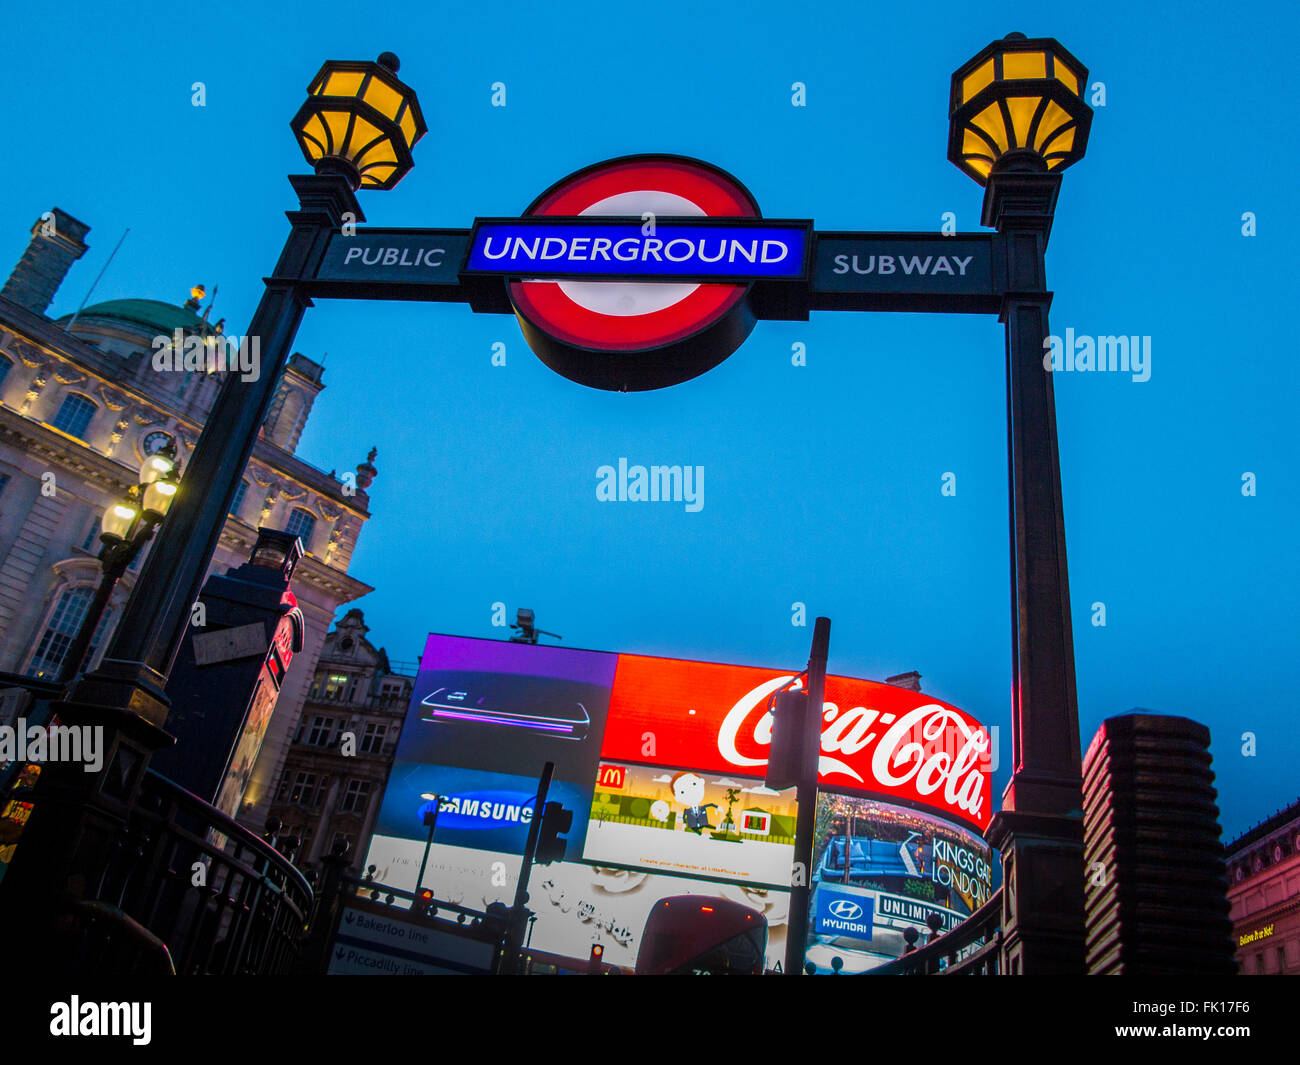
xmin=600 ymin=654 xmax=993 ymax=831
xmin=716 ymin=675 xmax=990 ymax=828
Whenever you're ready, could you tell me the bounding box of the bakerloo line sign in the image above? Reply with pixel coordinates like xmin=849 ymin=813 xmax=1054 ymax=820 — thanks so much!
xmin=305 ymin=154 xmax=1004 ymax=392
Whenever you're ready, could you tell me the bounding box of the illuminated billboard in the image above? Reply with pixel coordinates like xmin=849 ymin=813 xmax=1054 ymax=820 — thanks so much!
xmin=805 ymin=792 xmax=994 ymax=973
xmin=600 ymin=654 xmax=991 ymax=831
xmin=583 ymin=762 xmax=798 ymax=885
xmin=364 ymin=633 xmax=993 ymax=971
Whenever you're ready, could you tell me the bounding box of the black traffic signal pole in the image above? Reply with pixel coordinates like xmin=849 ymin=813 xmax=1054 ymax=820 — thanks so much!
xmin=501 ymin=760 xmax=553 ymax=975
xmin=415 ymin=797 xmax=441 ymax=898
xmin=785 ymin=616 xmax=830 ymax=977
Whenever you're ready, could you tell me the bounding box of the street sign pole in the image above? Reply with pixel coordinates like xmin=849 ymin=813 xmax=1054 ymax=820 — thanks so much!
xmin=785 ymin=616 xmax=830 ymax=976
xmin=500 ymin=760 xmax=552 ymax=975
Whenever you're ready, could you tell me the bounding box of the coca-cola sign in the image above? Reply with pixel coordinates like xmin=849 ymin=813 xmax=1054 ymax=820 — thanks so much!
xmin=601 ymin=655 xmax=991 ymax=831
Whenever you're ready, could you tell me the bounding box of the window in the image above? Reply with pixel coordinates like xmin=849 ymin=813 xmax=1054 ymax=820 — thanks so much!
xmin=288 ymin=772 xmax=320 ymax=806
xmin=0 ymin=474 xmax=8 ymax=501
xmin=51 ymin=393 xmax=97 ymax=440
xmin=1279 ymin=946 xmax=1287 ymax=974
xmin=81 ymin=518 xmax=99 ymax=552
xmin=26 ymin=586 xmax=94 ymax=678
xmin=304 ymin=715 xmax=335 ymax=747
xmin=0 ymin=354 xmax=12 ymax=391
xmin=340 ymin=779 xmax=371 ymax=814
xmin=360 ymin=722 xmax=386 ymax=754
xmin=285 ymin=507 xmax=316 ymax=550
xmin=323 ymin=673 xmax=349 ymax=700
xmin=229 ymin=480 xmax=248 ymax=518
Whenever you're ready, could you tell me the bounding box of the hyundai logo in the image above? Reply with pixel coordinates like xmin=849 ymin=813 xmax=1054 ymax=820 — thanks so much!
xmin=828 ymin=899 xmax=864 ymax=921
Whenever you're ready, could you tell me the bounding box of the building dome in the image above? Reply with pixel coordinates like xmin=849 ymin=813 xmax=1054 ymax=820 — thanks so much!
xmin=58 ymin=298 xmax=212 ymax=337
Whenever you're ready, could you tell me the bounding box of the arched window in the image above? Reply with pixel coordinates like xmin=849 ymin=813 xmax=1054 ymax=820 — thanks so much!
xmin=285 ymin=507 xmax=316 ymax=550
xmin=26 ymin=586 xmax=93 ymax=679
xmin=52 ymin=393 xmax=97 ymax=440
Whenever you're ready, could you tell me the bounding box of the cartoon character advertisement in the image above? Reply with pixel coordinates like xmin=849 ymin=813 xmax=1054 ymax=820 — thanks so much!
xmin=582 ymin=762 xmax=798 ymax=886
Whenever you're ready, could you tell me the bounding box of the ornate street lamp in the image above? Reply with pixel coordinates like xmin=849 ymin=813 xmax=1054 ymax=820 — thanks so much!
xmin=290 ymin=52 xmax=427 ymax=190
xmin=949 ymin=32 xmax=1094 ymax=973
xmin=56 ymin=445 xmax=182 ymax=685
xmin=948 ymin=32 xmax=1092 ymax=184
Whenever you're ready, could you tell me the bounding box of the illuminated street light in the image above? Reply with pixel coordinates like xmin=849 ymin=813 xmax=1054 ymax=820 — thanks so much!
xmin=948 ymin=32 xmax=1092 ymax=183
xmin=57 ymin=443 xmax=182 ymax=684
xmin=290 ymin=52 xmax=427 ymax=190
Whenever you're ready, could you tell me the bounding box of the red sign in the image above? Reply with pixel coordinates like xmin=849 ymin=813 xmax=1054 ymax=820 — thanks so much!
xmin=507 ymin=155 xmax=762 ymax=391
xmin=601 ymin=655 xmax=992 ymax=831
xmin=596 ymin=764 xmax=626 ymax=790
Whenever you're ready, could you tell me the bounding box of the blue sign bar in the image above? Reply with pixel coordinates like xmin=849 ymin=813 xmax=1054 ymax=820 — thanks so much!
xmin=814 ymin=887 xmax=875 ymax=938
xmin=465 ymin=219 xmax=810 ymax=280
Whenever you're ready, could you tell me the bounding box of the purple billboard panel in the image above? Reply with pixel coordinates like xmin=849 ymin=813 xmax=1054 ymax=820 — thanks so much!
xmin=373 ymin=634 xmax=618 ymax=863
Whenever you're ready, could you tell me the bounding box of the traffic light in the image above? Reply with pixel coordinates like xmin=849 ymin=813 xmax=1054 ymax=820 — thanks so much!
xmin=588 ymin=943 xmax=604 ymax=973
xmin=416 ymin=887 xmax=435 ymax=917
xmin=534 ymin=800 xmax=572 ymax=865
xmin=765 ymin=689 xmax=810 ymax=790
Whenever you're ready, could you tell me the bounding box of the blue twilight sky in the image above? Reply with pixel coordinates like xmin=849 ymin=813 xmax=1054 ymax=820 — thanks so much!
xmin=1 ymin=0 xmax=1295 ymax=839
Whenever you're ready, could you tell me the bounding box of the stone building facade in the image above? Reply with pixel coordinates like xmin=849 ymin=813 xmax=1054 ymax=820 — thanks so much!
xmin=267 ymin=609 xmax=413 ymax=877
xmin=1226 ymin=798 xmax=1300 ymax=975
xmin=0 ymin=206 xmax=378 ymax=836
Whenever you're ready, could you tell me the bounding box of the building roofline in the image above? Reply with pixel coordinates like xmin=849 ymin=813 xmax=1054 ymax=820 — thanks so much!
xmin=1226 ymin=796 xmax=1300 ymax=854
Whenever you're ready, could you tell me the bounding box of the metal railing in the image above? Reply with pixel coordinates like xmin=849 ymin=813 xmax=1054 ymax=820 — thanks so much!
xmin=866 ymin=888 xmax=1003 ymax=975
xmin=69 ymin=770 xmax=315 ymax=974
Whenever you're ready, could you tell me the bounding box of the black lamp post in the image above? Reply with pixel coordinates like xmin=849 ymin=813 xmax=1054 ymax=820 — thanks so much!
xmin=948 ymin=32 xmax=1094 ymax=974
xmin=56 ymin=444 xmax=182 ymax=686
xmin=0 ymin=53 xmax=425 ymax=961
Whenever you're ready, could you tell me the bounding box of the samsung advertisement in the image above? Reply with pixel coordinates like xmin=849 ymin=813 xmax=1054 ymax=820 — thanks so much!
xmin=364 ymin=633 xmax=993 ymax=972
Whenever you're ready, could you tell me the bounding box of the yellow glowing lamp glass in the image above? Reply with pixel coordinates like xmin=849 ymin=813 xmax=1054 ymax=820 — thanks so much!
xmin=139 ymin=454 xmax=174 ymax=485
xmin=290 ymin=53 xmax=427 ymax=191
xmin=948 ymin=33 xmax=1093 ymax=186
xmin=102 ymin=503 xmax=138 ymax=541
xmin=142 ymin=480 xmax=178 ymax=518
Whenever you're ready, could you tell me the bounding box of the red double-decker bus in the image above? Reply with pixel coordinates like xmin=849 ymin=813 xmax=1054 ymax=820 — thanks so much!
xmin=634 ymin=896 xmax=767 ymax=975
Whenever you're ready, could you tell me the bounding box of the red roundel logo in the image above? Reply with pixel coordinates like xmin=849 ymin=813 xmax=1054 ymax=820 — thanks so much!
xmin=509 ymin=155 xmax=761 ymax=391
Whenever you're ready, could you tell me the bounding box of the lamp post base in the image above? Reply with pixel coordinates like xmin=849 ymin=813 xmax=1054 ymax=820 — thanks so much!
xmin=986 ymin=807 xmax=1086 ymax=974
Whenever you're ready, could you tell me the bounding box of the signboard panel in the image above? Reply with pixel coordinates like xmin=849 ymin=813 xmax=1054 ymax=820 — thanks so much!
xmin=582 ymin=761 xmax=797 ymax=886
xmin=815 ymin=884 xmax=875 ymax=938
xmin=466 ymin=217 xmax=811 ymax=281
xmin=600 ymin=654 xmax=992 ymax=831
xmin=525 ymin=860 xmax=790 ymax=972
xmin=812 ymin=233 xmax=996 ymax=296
xmin=191 ymin=621 xmax=267 ymax=666
xmin=315 ymin=229 xmax=469 ymax=285
xmin=328 ymin=904 xmax=495 ymax=975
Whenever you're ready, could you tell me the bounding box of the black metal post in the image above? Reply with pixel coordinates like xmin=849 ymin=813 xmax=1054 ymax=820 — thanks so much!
xmin=415 ymin=798 xmax=440 ymax=896
xmin=502 ymin=761 xmax=552 ymax=975
xmin=0 ymin=175 xmax=360 ymax=961
xmin=981 ymin=162 xmax=1087 ymax=974
xmin=785 ymin=616 xmax=829 ymax=976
